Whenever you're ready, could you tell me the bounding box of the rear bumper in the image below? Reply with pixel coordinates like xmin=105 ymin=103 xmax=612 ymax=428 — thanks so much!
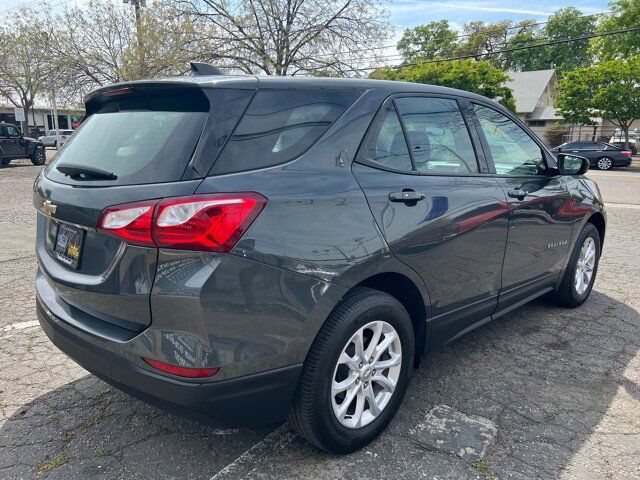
xmin=36 ymin=293 xmax=302 ymax=426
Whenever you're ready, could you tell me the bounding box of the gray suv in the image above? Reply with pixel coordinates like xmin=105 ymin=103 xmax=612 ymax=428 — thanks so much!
xmin=34 ymin=71 xmax=605 ymax=453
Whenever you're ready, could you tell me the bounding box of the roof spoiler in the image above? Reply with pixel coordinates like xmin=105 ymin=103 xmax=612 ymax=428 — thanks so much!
xmin=190 ymin=62 xmax=224 ymax=76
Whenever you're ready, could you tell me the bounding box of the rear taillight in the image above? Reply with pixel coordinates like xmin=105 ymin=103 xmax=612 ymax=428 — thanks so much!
xmin=621 ymin=150 xmax=631 ymax=157
xmin=97 ymin=193 xmax=266 ymax=252
xmin=98 ymin=200 xmax=157 ymax=247
xmin=143 ymin=358 xmax=219 ymax=378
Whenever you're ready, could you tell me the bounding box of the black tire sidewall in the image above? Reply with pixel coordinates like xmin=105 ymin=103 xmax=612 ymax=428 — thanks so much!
xmin=31 ymin=147 xmax=45 ymax=165
xmin=311 ymin=292 xmax=414 ymax=452
xmin=567 ymin=224 xmax=600 ymax=305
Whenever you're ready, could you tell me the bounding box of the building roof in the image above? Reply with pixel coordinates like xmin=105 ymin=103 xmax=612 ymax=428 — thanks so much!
xmin=529 ymin=105 xmax=562 ymax=121
xmin=505 ymin=69 xmax=556 ymax=114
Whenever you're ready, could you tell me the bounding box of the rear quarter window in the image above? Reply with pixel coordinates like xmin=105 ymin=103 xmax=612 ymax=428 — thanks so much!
xmin=210 ymin=90 xmax=360 ymax=175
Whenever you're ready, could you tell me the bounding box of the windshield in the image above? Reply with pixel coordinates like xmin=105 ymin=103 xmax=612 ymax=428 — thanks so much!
xmin=47 ymin=109 xmax=207 ymax=185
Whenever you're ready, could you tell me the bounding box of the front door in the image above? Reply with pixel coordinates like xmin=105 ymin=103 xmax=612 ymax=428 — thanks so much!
xmin=353 ymin=95 xmax=510 ymax=349
xmin=4 ymin=124 xmax=23 ymax=157
xmin=471 ymin=103 xmax=574 ymax=312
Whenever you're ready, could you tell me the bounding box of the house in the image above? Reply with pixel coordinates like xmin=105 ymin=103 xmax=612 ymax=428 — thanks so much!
xmin=505 ymin=69 xmax=563 ymax=141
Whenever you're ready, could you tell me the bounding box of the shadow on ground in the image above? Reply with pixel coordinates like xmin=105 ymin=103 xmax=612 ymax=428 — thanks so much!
xmin=1 ymin=290 xmax=638 ymax=479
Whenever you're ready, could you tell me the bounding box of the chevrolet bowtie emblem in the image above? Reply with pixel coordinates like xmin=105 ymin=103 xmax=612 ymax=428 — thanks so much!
xmin=42 ymin=200 xmax=57 ymax=216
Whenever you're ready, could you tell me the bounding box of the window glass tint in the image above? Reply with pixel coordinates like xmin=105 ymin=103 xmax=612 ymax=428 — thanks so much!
xmin=6 ymin=125 xmax=20 ymax=136
xmin=473 ymin=105 xmax=545 ymax=175
xmin=362 ymin=105 xmax=412 ymax=172
xmin=0 ymin=126 xmax=6 ymax=137
xmin=396 ymin=97 xmax=478 ymax=174
xmin=212 ymin=90 xmax=359 ymax=175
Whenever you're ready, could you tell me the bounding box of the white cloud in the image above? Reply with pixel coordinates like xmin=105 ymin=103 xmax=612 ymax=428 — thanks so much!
xmin=389 ymin=1 xmax=554 ymax=17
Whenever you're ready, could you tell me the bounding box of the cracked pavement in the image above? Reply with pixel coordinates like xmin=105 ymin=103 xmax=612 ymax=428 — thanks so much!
xmin=1 ymin=159 xmax=639 ymax=479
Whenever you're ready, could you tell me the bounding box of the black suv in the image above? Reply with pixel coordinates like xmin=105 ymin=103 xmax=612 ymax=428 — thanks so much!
xmin=34 ymin=72 xmax=605 ymax=453
xmin=551 ymin=141 xmax=632 ymax=170
xmin=0 ymin=122 xmax=46 ymax=166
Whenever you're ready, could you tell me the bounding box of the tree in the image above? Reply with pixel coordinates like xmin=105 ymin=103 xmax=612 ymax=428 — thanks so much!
xmin=0 ymin=9 xmax=53 ymax=133
xmin=397 ymin=20 xmax=457 ymax=63
xmin=177 ymin=0 xmax=391 ymax=75
xmin=370 ymin=59 xmax=515 ymax=111
xmin=504 ymin=8 xmax=596 ymax=74
xmin=555 ymin=56 xmax=640 ymax=148
xmin=591 ymin=0 xmax=640 ymax=60
xmin=43 ymin=0 xmax=206 ymax=95
xmin=455 ymin=20 xmax=512 ymax=66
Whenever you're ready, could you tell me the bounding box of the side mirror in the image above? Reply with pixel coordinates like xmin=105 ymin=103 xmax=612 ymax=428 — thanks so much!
xmin=557 ymin=153 xmax=589 ymax=176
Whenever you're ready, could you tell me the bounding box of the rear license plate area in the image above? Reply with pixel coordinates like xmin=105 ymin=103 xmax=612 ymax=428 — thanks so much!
xmin=53 ymin=224 xmax=84 ymax=269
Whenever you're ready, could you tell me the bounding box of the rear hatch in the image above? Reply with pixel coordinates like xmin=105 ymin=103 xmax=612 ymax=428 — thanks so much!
xmin=34 ymin=82 xmax=253 ymax=333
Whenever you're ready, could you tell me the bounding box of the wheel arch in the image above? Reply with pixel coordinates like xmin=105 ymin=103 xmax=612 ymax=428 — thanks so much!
xmin=352 ymin=272 xmax=428 ymax=363
xmin=586 ymin=211 xmax=606 ymax=247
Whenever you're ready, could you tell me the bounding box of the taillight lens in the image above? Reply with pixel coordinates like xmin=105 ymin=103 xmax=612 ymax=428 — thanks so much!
xmin=97 ymin=193 xmax=266 ymax=252
xmin=153 ymin=193 xmax=266 ymax=252
xmin=98 ymin=200 xmax=157 ymax=247
xmin=621 ymin=150 xmax=631 ymax=157
xmin=143 ymin=358 xmax=219 ymax=378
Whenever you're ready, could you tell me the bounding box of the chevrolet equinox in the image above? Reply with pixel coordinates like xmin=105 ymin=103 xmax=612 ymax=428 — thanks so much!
xmin=34 ymin=68 xmax=605 ymax=453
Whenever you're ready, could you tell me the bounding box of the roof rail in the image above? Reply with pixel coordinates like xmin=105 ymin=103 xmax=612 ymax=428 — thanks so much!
xmin=190 ymin=62 xmax=224 ymax=76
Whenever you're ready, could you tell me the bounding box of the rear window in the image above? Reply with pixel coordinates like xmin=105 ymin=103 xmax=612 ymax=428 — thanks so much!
xmin=210 ymin=90 xmax=360 ymax=175
xmin=46 ymin=90 xmax=208 ymax=186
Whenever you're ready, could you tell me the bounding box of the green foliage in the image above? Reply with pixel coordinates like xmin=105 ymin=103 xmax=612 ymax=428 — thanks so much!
xmin=591 ymin=0 xmax=640 ymax=60
xmin=555 ymin=56 xmax=640 ymax=146
xmin=370 ymin=59 xmax=515 ymax=111
xmin=397 ymin=20 xmax=458 ymax=62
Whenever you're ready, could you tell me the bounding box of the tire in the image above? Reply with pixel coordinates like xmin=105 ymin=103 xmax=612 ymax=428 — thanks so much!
xmin=289 ymin=288 xmax=415 ymax=453
xmin=0 ymin=154 xmax=8 ymax=166
xmin=549 ymin=223 xmax=601 ymax=308
xmin=596 ymin=157 xmax=613 ymax=170
xmin=30 ymin=146 xmax=46 ymax=166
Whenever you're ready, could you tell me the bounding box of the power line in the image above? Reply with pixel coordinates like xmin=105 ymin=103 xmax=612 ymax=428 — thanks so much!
xmin=338 ymin=25 xmax=640 ymax=74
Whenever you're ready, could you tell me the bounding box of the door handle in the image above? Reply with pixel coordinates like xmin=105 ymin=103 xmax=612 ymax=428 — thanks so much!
xmin=507 ymin=188 xmax=528 ymax=200
xmin=389 ymin=190 xmax=425 ymax=202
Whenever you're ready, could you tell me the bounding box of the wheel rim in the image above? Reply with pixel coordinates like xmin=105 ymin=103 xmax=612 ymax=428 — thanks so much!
xmin=574 ymin=237 xmax=596 ymax=295
xmin=38 ymin=149 xmax=45 ymax=163
xmin=597 ymin=157 xmax=612 ymax=170
xmin=331 ymin=320 xmax=402 ymax=429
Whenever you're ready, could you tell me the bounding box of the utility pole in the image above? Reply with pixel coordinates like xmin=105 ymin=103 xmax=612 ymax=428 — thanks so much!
xmin=124 ymin=0 xmax=146 ymax=76
xmin=50 ymin=90 xmax=61 ymax=149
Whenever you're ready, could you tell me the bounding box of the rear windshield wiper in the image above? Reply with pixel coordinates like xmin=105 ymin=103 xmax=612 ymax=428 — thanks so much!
xmin=56 ymin=163 xmax=118 ymax=180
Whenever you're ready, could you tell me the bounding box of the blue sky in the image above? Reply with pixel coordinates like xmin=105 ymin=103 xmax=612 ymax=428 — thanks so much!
xmin=388 ymin=0 xmax=611 ymax=33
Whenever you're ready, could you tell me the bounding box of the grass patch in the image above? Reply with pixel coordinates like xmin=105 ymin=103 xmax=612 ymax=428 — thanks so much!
xmin=472 ymin=460 xmax=498 ymax=480
xmin=36 ymin=453 xmax=67 ymax=476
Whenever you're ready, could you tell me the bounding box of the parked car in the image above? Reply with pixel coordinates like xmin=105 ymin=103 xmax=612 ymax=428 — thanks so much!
xmin=609 ymin=130 xmax=637 ymax=154
xmin=34 ymin=71 xmax=606 ymax=453
xmin=551 ymin=141 xmax=631 ymax=170
xmin=38 ymin=129 xmax=74 ymax=148
xmin=0 ymin=122 xmax=46 ymax=166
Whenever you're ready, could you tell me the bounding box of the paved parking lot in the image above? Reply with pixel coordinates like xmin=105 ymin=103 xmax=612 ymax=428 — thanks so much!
xmin=1 ymin=159 xmax=639 ymax=479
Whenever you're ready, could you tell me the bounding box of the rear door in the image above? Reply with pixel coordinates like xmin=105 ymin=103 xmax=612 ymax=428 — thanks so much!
xmin=470 ymin=103 xmax=574 ymax=312
xmin=4 ymin=124 xmax=22 ymax=157
xmin=353 ymin=95 xmax=509 ymax=348
xmin=34 ymin=83 xmax=255 ymax=332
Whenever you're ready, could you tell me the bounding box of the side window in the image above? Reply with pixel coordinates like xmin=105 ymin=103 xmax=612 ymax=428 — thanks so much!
xmin=473 ymin=104 xmax=546 ymax=175
xmin=6 ymin=125 xmax=20 ymax=137
xmin=395 ymin=97 xmax=478 ymax=174
xmin=211 ymin=90 xmax=359 ymax=175
xmin=362 ymin=105 xmax=413 ymax=172
xmin=0 ymin=126 xmax=7 ymax=138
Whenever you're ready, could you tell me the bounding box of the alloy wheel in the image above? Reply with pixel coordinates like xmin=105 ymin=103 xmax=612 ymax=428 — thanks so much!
xmin=597 ymin=157 xmax=612 ymax=170
xmin=574 ymin=237 xmax=596 ymax=295
xmin=331 ymin=320 xmax=402 ymax=429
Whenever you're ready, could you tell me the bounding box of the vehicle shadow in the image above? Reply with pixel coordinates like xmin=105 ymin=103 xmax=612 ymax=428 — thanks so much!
xmin=1 ymin=289 xmax=638 ymax=479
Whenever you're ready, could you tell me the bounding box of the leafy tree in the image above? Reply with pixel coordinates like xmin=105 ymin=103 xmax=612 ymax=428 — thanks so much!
xmin=555 ymin=56 xmax=640 ymax=148
xmin=544 ymin=7 xmax=596 ymax=74
xmin=178 ymin=0 xmax=391 ymax=75
xmin=370 ymin=59 xmax=515 ymax=111
xmin=591 ymin=0 xmax=640 ymax=60
xmin=0 ymin=9 xmax=53 ymax=133
xmin=397 ymin=20 xmax=457 ymax=62
xmin=455 ymin=20 xmax=512 ymax=66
